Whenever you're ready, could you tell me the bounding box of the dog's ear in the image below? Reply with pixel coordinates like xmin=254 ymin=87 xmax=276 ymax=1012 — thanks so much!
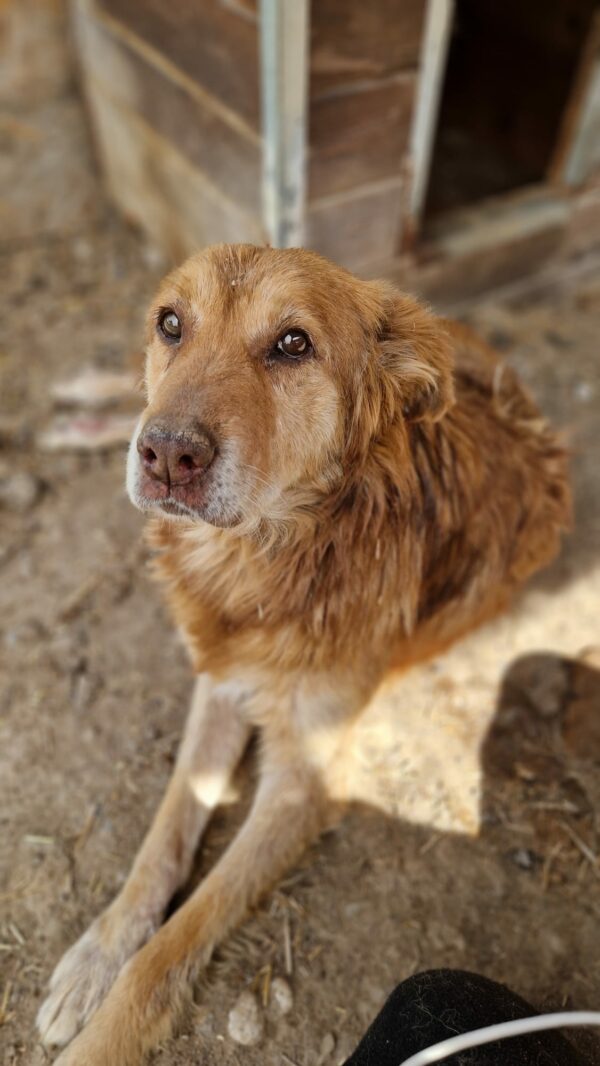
xmin=375 ymin=285 xmax=455 ymax=424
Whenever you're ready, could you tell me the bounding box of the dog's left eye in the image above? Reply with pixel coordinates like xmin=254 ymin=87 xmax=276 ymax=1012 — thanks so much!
xmin=271 ymin=329 xmax=313 ymax=361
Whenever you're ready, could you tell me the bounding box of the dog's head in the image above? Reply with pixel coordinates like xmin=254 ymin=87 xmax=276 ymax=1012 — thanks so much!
xmin=127 ymin=244 xmax=454 ymax=527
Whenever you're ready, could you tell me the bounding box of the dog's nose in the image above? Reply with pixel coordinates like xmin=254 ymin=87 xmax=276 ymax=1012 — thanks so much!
xmin=137 ymin=421 xmax=216 ymax=486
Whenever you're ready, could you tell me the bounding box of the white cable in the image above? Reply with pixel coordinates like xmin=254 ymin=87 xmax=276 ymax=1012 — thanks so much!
xmin=400 ymin=1010 xmax=600 ymax=1066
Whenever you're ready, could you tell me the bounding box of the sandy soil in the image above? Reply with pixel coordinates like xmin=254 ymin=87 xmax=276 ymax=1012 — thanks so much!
xmin=1 ymin=4 xmax=600 ymax=1065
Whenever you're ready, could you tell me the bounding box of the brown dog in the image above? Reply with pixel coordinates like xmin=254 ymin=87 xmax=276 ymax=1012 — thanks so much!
xmin=37 ymin=244 xmax=571 ymax=1064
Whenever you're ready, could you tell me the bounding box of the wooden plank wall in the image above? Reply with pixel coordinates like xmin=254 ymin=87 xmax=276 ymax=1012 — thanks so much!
xmin=75 ymin=0 xmax=600 ymax=296
xmin=308 ymin=0 xmax=424 ymax=264
xmin=83 ymin=0 xmax=424 ymax=267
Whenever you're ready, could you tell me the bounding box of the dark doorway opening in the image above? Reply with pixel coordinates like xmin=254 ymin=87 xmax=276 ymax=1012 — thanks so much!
xmin=424 ymin=0 xmax=596 ymax=220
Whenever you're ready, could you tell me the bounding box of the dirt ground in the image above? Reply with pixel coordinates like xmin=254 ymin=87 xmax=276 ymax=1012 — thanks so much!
xmin=1 ymin=4 xmax=600 ymax=1065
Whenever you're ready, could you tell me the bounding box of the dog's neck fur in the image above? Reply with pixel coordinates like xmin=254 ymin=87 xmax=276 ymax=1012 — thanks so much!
xmin=148 ymin=414 xmax=458 ymax=677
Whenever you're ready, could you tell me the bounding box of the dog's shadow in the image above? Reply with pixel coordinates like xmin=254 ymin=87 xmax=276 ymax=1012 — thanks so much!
xmin=174 ymin=649 xmax=600 ymax=1063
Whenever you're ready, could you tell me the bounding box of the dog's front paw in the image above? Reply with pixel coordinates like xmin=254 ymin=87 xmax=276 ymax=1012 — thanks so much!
xmin=50 ymin=1017 xmax=133 ymax=1066
xmin=37 ymin=906 xmax=155 ymax=1048
xmin=45 ymin=944 xmax=179 ymax=1066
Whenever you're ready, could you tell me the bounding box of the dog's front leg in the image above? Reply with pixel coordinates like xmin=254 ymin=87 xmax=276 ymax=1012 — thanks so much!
xmin=50 ymin=678 xmax=349 ymax=1066
xmin=37 ymin=674 xmax=250 ymax=1049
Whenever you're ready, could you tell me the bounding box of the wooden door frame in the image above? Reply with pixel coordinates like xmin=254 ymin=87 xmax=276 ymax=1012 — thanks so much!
xmin=405 ymin=0 xmax=454 ymax=245
xmin=550 ymin=10 xmax=600 ymax=188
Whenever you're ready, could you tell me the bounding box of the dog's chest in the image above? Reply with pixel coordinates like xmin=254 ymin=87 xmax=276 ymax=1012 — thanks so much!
xmin=151 ymin=522 xmax=298 ymax=667
xmin=170 ymin=526 xmax=269 ymax=621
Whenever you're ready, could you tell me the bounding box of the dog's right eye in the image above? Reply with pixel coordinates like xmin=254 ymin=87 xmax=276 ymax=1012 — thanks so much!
xmin=158 ymin=310 xmax=182 ymax=341
xmin=268 ymin=329 xmax=313 ymax=364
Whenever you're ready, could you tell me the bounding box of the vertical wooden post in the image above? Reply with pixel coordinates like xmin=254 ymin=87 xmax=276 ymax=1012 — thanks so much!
xmin=405 ymin=0 xmax=454 ymax=242
xmin=259 ymin=0 xmax=310 ymax=248
xmin=550 ymin=12 xmax=600 ymax=187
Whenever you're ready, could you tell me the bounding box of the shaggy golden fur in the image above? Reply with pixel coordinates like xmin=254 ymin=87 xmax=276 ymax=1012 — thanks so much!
xmin=38 ymin=245 xmax=570 ymax=1065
